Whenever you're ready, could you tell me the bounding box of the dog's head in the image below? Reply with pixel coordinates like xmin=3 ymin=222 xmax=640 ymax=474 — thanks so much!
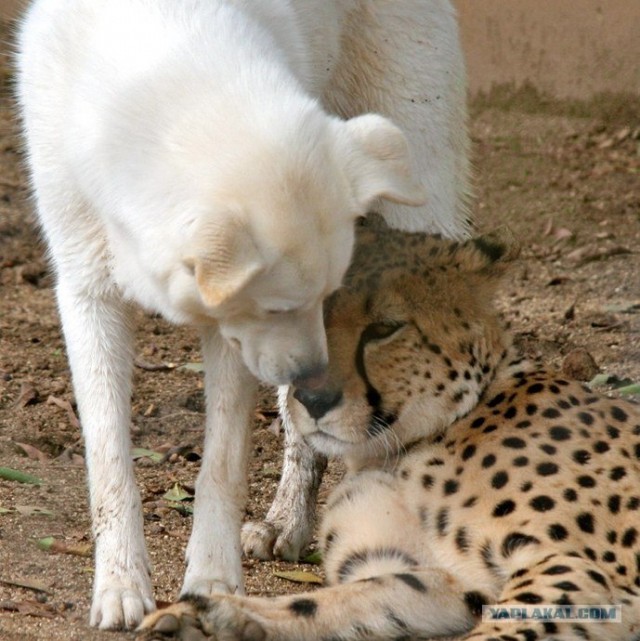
xmin=167 ymin=110 xmax=424 ymax=386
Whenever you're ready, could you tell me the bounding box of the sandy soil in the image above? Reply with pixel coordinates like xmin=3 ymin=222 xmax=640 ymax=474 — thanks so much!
xmin=0 ymin=38 xmax=639 ymax=641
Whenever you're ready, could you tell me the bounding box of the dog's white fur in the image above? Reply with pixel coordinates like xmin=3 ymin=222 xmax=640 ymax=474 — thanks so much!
xmin=16 ymin=0 xmax=470 ymax=630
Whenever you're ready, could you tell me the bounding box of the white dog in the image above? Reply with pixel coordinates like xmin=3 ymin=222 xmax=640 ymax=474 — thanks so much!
xmin=16 ymin=0 xmax=470 ymax=630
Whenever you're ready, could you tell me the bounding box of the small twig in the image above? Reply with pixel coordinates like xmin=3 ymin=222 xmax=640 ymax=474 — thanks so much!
xmin=134 ymin=357 xmax=177 ymax=372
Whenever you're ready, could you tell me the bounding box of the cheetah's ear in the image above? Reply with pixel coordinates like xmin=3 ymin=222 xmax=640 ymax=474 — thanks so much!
xmin=460 ymin=226 xmax=520 ymax=274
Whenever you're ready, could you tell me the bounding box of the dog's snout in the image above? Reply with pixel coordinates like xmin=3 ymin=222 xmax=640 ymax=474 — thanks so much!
xmin=293 ymin=386 xmax=343 ymax=421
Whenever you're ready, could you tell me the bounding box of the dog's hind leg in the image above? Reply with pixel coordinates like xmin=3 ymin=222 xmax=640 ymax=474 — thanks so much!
xmin=44 ymin=195 xmax=154 ymax=629
xmin=242 ymin=385 xmax=327 ymax=561
xmin=182 ymin=326 xmax=258 ymax=597
xmin=324 ymin=0 xmax=472 ymax=238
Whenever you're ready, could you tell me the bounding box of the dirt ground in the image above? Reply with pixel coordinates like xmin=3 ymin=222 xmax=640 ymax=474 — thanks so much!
xmin=1 ymin=40 xmax=639 ymax=641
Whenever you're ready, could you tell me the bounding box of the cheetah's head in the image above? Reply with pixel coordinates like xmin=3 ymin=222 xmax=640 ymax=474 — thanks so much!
xmin=286 ymin=215 xmax=519 ymax=468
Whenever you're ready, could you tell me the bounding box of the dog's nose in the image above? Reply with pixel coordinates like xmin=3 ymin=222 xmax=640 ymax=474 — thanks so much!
xmin=293 ymin=386 xmax=343 ymax=421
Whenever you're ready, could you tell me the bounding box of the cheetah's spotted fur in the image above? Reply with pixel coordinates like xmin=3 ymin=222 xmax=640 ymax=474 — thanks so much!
xmin=141 ymin=217 xmax=640 ymax=641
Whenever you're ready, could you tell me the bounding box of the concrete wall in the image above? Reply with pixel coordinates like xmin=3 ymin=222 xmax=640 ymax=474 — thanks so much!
xmin=455 ymin=0 xmax=640 ymax=99
xmin=2 ymin=0 xmax=639 ymax=99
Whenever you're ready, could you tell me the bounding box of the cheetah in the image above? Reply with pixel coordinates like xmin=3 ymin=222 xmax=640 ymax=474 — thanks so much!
xmin=140 ymin=216 xmax=640 ymax=641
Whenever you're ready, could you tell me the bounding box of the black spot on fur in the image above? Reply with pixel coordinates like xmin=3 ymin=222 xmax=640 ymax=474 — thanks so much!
xmin=577 ymin=475 xmax=596 ymax=488
xmin=622 ymin=528 xmax=638 ymax=548
xmin=542 ymin=564 xmax=572 ymax=575
xmin=461 ymin=444 xmax=477 ymax=461
xmin=576 ymin=513 xmax=595 ymax=534
xmin=608 ymin=495 xmax=621 ymax=514
xmin=587 ymin=570 xmax=608 ymax=588
xmin=501 ymin=532 xmax=540 ymax=557
xmin=436 ymin=508 xmax=449 ymax=535
xmin=577 ymin=412 xmax=594 ymax=426
xmin=548 ymin=524 xmax=569 ymax=541
xmin=480 ymin=542 xmax=500 ymax=575
xmin=178 ymin=593 xmax=216 ymax=611
xmin=482 ymin=454 xmax=497 ymax=468
xmin=491 ymin=471 xmax=509 ymax=489
xmin=572 ymin=449 xmax=591 ymax=465
xmin=611 ymin=406 xmax=628 ymax=422
xmin=455 ymin=527 xmax=470 ymax=553
xmin=443 ymin=479 xmax=459 ymax=496
xmin=502 ymin=437 xmax=526 ymax=449
xmin=514 ymin=592 xmax=543 ymax=604
xmin=394 ymin=573 xmax=428 ymax=593
xmin=610 ymin=466 xmax=627 ymax=481
xmin=554 ymin=594 xmax=574 ymax=606
xmin=487 ymin=392 xmax=506 ymax=408
xmin=536 ymin=461 xmax=559 ymax=476
xmin=337 ymin=548 xmax=418 ymax=582
xmin=422 ymin=474 xmax=434 ymax=489
xmin=553 ymin=581 xmax=580 ymax=592
xmin=504 ymin=406 xmax=517 ymax=420
xmin=473 ymin=235 xmax=508 ymax=263
xmin=464 ymin=591 xmax=488 ymax=617
xmin=493 ymin=500 xmax=516 ymax=517
xmin=529 ymin=496 xmax=555 ymax=512
xmin=549 ymin=426 xmax=572 ymax=441
xmin=289 ymin=598 xmax=318 ymax=617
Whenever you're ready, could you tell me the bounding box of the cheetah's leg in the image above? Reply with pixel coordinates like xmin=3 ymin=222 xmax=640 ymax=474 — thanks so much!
xmin=138 ymin=569 xmax=479 ymax=641
xmin=143 ymin=472 xmax=482 ymax=640
xmin=241 ymin=386 xmax=327 ymax=561
xmin=462 ymin=552 xmax=640 ymax=641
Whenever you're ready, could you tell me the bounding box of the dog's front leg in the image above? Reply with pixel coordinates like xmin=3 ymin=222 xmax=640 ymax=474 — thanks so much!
xmin=57 ymin=282 xmax=154 ymax=629
xmin=183 ymin=326 xmax=257 ymax=597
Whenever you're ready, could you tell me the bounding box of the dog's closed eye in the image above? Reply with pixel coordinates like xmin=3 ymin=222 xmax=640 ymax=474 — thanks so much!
xmin=182 ymin=258 xmax=196 ymax=275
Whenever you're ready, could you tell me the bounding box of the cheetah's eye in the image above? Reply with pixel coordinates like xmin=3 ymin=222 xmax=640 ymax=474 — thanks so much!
xmin=363 ymin=321 xmax=407 ymax=342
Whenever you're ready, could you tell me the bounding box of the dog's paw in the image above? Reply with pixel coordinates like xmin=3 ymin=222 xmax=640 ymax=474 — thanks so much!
xmin=241 ymin=519 xmax=309 ymax=562
xmin=91 ymin=580 xmax=156 ymax=630
xmin=181 ymin=578 xmax=236 ymax=598
xmin=138 ymin=597 xmax=266 ymax=641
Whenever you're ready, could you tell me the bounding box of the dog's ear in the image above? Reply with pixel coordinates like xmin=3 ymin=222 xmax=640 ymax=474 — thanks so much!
xmin=184 ymin=218 xmax=264 ymax=308
xmin=342 ymin=114 xmax=426 ymax=210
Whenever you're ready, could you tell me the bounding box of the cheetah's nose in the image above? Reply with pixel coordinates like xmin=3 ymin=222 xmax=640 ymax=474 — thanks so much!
xmin=293 ymin=386 xmax=343 ymax=421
